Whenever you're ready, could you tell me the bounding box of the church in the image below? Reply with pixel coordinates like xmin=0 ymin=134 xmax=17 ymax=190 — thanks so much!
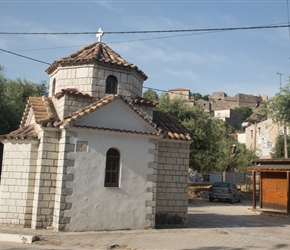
xmin=0 ymin=34 xmax=192 ymax=231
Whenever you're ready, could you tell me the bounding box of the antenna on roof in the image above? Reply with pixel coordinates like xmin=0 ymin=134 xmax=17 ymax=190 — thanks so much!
xmin=96 ymin=28 xmax=104 ymax=42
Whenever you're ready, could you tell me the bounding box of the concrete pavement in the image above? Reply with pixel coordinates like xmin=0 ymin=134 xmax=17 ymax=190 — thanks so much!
xmin=1 ymin=199 xmax=290 ymax=249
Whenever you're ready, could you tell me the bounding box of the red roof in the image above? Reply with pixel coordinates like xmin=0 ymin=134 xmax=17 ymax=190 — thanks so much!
xmin=0 ymin=94 xmax=192 ymax=142
xmin=45 ymin=42 xmax=148 ymax=80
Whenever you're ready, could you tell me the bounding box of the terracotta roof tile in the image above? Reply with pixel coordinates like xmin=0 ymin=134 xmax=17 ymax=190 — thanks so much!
xmin=20 ymin=96 xmax=60 ymax=128
xmin=131 ymin=97 xmax=158 ymax=107
xmin=72 ymin=125 xmax=159 ymax=136
xmin=0 ymin=124 xmax=38 ymax=141
xmin=45 ymin=42 xmax=148 ymax=80
xmin=153 ymin=111 xmax=192 ymax=141
xmin=2 ymin=94 xmax=191 ymax=142
xmin=168 ymin=88 xmax=190 ymax=91
xmin=64 ymin=94 xmax=120 ymax=123
xmin=54 ymin=88 xmax=93 ymax=99
xmin=64 ymin=94 xmax=191 ymax=141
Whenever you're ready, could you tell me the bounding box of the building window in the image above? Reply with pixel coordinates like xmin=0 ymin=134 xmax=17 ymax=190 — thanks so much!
xmin=52 ymin=78 xmax=56 ymax=95
xmin=251 ymin=130 xmax=253 ymax=139
xmin=105 ymin=148 xmax=120 ymax=187
xmin=105 ymin=75 xmax=118 ymax=94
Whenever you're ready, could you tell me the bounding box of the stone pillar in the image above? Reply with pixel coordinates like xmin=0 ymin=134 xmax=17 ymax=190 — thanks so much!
xmin=155 ymin=141 xmax=190 ymax=228
xmin=31 ymin=129 xmax=59 ymax=229
xmin=53 ymin=129 xmax=75 ymax=231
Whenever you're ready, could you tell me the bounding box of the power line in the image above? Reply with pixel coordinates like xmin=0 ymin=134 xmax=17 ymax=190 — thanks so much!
xmin=0 ymin=23 xmax=289 ymax=35
xmin=0 ymin=48 xmax=50 ymax=65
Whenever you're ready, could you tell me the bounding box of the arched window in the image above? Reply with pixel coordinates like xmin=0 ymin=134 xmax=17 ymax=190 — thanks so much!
xmin=105 ymin=75 xmax=118 ymax=94
xmin=105 ymin=148 xmax=120 ymax=187
xmin=52 ymin=78 xmax=56 ymax=95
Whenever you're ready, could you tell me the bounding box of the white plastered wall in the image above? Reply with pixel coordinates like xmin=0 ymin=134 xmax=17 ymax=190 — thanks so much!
xmin=63 ymin=130 xmax=156 ymax=231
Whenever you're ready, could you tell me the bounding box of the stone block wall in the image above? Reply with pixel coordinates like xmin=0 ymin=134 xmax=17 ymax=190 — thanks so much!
xmin=155 ymin=141 xmax=190 ymax=227
xmin=49 ymin=64 xmax=144 ymax=101
xmin=53 ymin=95 xmax=94 ymax=120
xmin=31 ymin=129 xmax=60 ymax=229
xmin=52 ymin=130 xmax=75 ymax=231
xmin=0 ymin=141 xmax=38 ymax=227
xmin=49 ymin=66 xmax=94 ymax=97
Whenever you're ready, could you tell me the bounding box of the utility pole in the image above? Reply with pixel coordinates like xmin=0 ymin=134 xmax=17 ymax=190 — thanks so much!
xmin=277 ymin=72 xmax=284 ymax=90
xmin=277 ymin=72 xmax=288 ymax=158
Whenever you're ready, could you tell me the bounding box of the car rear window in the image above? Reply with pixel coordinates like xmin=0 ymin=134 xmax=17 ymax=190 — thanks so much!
xmin=212 ymin=182 xmax=230 ymax=188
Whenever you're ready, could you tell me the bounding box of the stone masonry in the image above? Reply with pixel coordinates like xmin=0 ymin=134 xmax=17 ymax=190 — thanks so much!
xmin=0 ymin=141 xmax=38 ymax=227
xmin=155 ymin=141 xmax=190 ymax=227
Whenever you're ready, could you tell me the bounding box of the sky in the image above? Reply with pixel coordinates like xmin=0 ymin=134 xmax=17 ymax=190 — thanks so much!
xmin=1 ymin=0 xmax=290 ymax=98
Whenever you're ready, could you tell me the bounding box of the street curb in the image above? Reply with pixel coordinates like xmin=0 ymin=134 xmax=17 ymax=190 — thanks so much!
xmin=0 ymin=233 xmax=37 ymax=244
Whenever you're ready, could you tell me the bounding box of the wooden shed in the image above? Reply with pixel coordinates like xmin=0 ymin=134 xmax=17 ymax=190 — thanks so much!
xmin=248 ymin=159 xmax=290 ymax=213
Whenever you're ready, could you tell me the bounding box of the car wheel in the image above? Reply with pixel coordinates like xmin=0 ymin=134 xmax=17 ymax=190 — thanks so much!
xmin=230 ymin=195 xmax=235 ymax=204
xmin=209 ymin=197 xmax=213 ymax=202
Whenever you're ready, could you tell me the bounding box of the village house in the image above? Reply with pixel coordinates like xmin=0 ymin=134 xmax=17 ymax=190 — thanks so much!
xmin=213 ymin=108 xmax=243 ymax=130
xmin=0 ymin=38 xmax=192 ymax=231
xmin=210 ymin=92 xmax=267 ymax=111
xmin=245 ymin=118 xmax=283 ymax=159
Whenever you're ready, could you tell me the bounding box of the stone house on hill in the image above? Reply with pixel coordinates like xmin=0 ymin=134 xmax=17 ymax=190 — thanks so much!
xmin=0 ymin=42 xmax=192 ymax=231
xmin=213 ymin=109 xmax=243 ymax=130
xmin=168 ymin=88 xmax=211 ymax=112
xmin=210 ymin=92 xmax=267 ymax=111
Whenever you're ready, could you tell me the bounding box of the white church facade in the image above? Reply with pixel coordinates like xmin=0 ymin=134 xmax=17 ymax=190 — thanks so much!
xmin=0 ymin=40 xmax=192 ymax=231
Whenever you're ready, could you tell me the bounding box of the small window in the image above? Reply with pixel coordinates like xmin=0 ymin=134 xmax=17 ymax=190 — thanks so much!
xmin=105 ymin=75 xmax=118 ymax=94
xmin=250 ymin=130 xmax=253 ymax=139
xmin=52 ymin=78 xmax=56 ymax=95
xmin=105 ymin=148 xmax=120 ymax=187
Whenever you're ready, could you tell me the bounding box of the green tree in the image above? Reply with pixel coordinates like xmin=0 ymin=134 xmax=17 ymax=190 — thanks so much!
xmin=156 ymin=94 xmax=256 ymax=173
xmin=267 ymin=83 xmax=290 ymax=158
xmin=234 ymin=106 xmax=253 ymax=122
xmin=143 ymin=89 xmax=159 ymax=101
xmin=0 ymin=67 xmax=47 ymax=170
xmin=267 ymin=84 xmax=290 ymax=124
xmin=191 ymin=92 xmax=202 ymax=101
xmin=246 ymin=102 xmax=267 ymax=123
xmin=203 ymin=94 xmax=210 ymax=101
xmin=156 ymin=93 xmax=193 ymax=121
xmin=271 ymin=135 xmax=290 ymax=158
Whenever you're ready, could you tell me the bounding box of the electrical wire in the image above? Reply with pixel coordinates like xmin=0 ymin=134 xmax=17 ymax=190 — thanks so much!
xmin=0 ymin=46 xmax=268 ymax=104
xmin=0 ymin=23 xmax=289 ymax=35
xmin=0 ymin=48 xmax=50 ymax=65
xmin=287 ymin=0 xmax=290 ymax=39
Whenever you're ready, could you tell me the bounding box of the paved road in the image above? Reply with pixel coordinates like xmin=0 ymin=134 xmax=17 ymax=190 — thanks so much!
xmin=188 ymin=198 xmax=290 ymax=243
xmin=1 ymin=199 xmax=290 ymax=249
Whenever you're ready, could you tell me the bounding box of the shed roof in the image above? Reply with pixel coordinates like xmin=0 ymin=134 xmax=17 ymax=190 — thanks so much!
xmin=248 ymin=159 xmax=290 ymax=172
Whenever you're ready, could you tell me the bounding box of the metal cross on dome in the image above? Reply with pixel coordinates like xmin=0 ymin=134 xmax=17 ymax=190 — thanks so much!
xmin=96 ymin=28 xmax=104 ymax=42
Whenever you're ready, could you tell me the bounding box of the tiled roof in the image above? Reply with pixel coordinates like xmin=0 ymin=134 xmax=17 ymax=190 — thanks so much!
xmin=64 ymin=94 xmax=123 ymax=123
xmin=168 ymin=88 xmax=190 ymax=91
xmin=1 ymin=94 xmax=191 ymax=142
xmin=131 ymin=97 xmax=158 ymax=107
xmin=0 ymin=124 xmax=38 ymax=141
xmin=54 ymin=88 xmax=93 ymax=99
xmin=65 ymin=95 xmax=191 ymax=141
xmin=153 ymin=111 xmax=192 ymax=141
xmin=20 ymin=96 xmax=61 ymax=128
xmin=45 ymin=42 xmax=148 ymax=80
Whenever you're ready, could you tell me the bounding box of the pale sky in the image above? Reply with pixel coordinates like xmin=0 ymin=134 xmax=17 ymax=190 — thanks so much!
xmin=1 ymin=0 xmax=290 ymax=98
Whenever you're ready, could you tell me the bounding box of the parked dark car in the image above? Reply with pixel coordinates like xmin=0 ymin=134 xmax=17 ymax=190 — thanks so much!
xmin=209 ymin=181 xmax=242 ymax=204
